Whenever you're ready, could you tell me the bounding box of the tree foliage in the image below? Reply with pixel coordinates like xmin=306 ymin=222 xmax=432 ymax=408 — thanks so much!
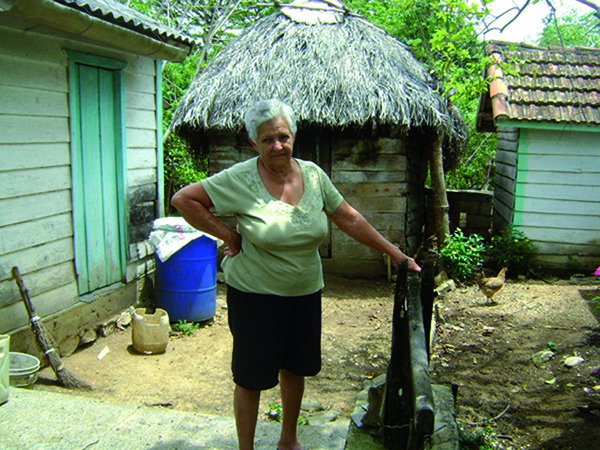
xmin=125 ymin=0 xmax=278 ymax=213
xmin=537 ymin=7 xmax=600 ymax=47
xmin=348 ymin=0 xmax=497 ymax=190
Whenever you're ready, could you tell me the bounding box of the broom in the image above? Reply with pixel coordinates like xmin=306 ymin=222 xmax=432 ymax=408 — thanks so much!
xmin=12 ymin=267 xmax=91 ymax=390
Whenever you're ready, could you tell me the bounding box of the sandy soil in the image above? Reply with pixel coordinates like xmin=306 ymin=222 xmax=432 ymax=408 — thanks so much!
xmin=31 ymin=273 xmax=600 ymax=449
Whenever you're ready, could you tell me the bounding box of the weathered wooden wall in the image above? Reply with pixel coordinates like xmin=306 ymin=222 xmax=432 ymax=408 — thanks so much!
xmin=0 ymin=20 xmax=159 ymax=347
xmin=493 ymin=127 xmax=519 ymax=233
xmin=405 ymin=128 xmax=429 ymax=256
xmin=205 ymin=125 xmax=419 ymax=278
xmin=425 ymin=189 xmax=494 ymax=240
xmin=512 ymin=128 xmax=600 ymax=268
xmin=329 ymin=127 xmax=409 ymax=277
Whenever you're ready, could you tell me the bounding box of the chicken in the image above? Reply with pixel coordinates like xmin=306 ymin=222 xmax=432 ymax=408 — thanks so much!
xmin=476 ymin=267 xmax=507 ymax=304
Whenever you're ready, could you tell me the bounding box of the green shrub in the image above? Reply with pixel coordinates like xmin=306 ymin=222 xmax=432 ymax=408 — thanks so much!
xmin=486 ymin=226 xmax=537 ymax=277
xmin=439 ymin=229 xmax=485 ymax=282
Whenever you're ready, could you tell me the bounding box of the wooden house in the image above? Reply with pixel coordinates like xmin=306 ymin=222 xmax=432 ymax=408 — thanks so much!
xmin=171 ymin=0 xmax=465 ymax=278
xmin=0 ymin=0 xmax=194 ymax=355
xmin=477 ymin=41 xmax=600 ymax=270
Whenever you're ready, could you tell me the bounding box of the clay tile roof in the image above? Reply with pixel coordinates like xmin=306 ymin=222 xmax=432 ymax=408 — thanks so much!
xmin=476 ymin=40 xmax=600 ymax=132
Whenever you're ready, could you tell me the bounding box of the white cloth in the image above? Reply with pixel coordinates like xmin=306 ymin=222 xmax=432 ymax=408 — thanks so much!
xmin=149 ymin=217 xmax=222 ymax=262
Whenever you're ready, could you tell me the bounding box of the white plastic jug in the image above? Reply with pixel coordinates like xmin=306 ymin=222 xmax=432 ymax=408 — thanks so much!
xmin=132 ymin=308 xmax=170 ymax=354
xmin=0 ymin=334 xmax=9 ymax=404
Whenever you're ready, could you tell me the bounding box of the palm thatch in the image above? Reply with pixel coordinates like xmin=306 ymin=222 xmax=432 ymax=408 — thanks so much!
xmin=171 ymin=2 xmax=466 ymax=150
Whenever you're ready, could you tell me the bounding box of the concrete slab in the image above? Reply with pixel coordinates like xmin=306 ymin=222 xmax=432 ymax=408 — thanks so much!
xmin=0 ymin=388 xmax=349 ymax=449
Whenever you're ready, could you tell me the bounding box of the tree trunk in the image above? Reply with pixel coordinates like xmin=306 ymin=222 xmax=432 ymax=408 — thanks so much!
xmin=429 ymin=132 xmax=450 ymax=250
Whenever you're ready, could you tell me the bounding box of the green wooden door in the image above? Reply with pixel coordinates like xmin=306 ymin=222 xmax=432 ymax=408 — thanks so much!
xmin=68 ymin=52 xmax=128 ymax=294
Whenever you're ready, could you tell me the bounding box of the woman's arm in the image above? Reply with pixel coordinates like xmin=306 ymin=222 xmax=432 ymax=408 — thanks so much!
xmin=328 ymin=200 xmax=421 ymax=272
xmin=171 ymin=181 xmax=242 ymax=256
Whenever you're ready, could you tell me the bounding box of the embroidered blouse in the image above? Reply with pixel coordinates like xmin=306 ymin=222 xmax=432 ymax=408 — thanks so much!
xmin=202 ymin=157 xmax=344 ymax=296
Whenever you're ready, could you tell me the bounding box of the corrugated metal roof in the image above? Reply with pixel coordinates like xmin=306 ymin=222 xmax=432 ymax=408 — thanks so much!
xmin=55 ymin=0 xmax=196 ymax=47
xmin=477 ymin=41 xmax=600 ymax=132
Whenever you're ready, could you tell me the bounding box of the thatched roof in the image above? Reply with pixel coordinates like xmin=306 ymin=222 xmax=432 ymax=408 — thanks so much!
xmin=171 ymin=0 xmax=465 ymax=144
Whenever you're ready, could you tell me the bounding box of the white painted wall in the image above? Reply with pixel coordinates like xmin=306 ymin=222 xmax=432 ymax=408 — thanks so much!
xmin=0 ymin=20 xmax=159 ymax=335
xmin=513 ymin=128 xmax=600 ymax=267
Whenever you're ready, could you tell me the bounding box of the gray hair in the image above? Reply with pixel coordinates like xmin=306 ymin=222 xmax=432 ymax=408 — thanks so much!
xmin=244 ymin=99 xmax=297 ymax=143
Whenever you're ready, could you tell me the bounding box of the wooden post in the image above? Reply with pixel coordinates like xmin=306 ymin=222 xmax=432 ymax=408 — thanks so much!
xmin=384 ymin=262 xmax=435 ymax=450
xmin=429 ymin=131 xmax=450 ymax=249
xmin=384 ymin=260 xmax=410 ymax=449
xmin=420 ymin=260 xmax=435 ymax=358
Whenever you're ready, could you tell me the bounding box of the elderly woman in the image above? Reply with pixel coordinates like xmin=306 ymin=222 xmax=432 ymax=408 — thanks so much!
xmin=171 ymin=99 xmax=420 ymax=450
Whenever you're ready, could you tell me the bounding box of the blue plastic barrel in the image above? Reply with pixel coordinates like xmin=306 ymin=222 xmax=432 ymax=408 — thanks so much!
xmin=155 ymin=235 xmax=217 ymax=323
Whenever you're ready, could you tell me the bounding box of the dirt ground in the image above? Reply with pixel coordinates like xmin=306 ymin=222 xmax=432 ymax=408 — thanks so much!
xmin=31 ymin=273 xmax=600 ymax=449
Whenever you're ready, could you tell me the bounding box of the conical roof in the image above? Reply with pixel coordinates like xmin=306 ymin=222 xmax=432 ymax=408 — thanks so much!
xmin=171 ymin=0 xmax=464 ymax=143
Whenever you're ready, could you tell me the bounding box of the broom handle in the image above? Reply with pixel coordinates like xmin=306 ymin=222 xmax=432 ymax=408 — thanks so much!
xmin=12 ymin=267 xmax=37 ymax=320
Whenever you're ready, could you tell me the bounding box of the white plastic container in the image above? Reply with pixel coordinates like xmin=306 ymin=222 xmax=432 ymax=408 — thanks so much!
xmin=9 ymin=352 xmax=40 ymax=387
xmin=0 ymin=335 xmax=9 ymax=404
xmin=132 ymin=308 xmax=170 ymax=354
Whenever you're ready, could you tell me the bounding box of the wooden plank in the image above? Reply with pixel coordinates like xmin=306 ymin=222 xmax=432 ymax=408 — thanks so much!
xmin=384 ymin=260 xmax=410 ymax=449
xmin=125 ymin=71 xmax=155 ymax=94
xmin=517 ymin=154 xmax=600 ymax=172
xmin=0 ymin=213 xmax=73 ymax=254
xmin=80 ymin=64 xmax=105 ymax=291
xmin=130 ymin=201 xmax=155 ymax=225
xmin=0 ymin=86 xmax=68 ymax=116
xmin=532 ymin=241 xmax=600 ymax=256
xmin=407 ymin=272 xmax=434 ymax=437
xmin=525 ymin=128 xmax=597 ymax=148
xmin=0 ymin=260 xmax=75 ymax=308
xmin=0 ymin=54 xmax=66 ymax=91
xmin=129 ymin=184 xmax=157 ymax=204
xmin=515 ymin=196 xmax=599 ymax=216
xmin=345 ymin=196 xmax=406 ymax=213
xmin=0 ymin=167 xmax=71 ymax=199
xmin=128 ymin=168 xmax=157 ymax=187
xmin=518 ymin=170 xmax=599 ymax=186
xmin=496 ymin=138 xmax=518 ymax=151
xmin=493 ymin=199 xmax=513 ymax=225
xmin=125 ymin=108 xmax=156 ymax=129
xmin=0 ymin=116 xmax=69 ymax=144
xmin=332 ymin=226 xmax=403 ymax=246
xmin=494 ymin=183 xmax=513 ymax=201
xmin=0 ymin=281 xmax=79 ymax=333
xmin=332 ymin=171 xmax=406 ymax=184
xmin=127 ymin=91 xmax=156 ymax=111
xmin=0 ymin=301 xmax=30 ymax=334
xmin=333 ymin=153 xmax=407 ymax=172
xmin=333 ymin=138 xmax=407 ymax=155
xmin=99 ymin=67 xmax=123 ymax=286
xmin=129 ymin=222 xmax=153 ymax=244
xmin=127 ymin=148 xmax=157 ymax=169
xmin=127 ymin=128 xmax=156 ymax=148
xmin=0 ymin=238 xmax=73 ymax=283
xmin=495 ymin=163 xmax=517 ymax=180
xmin=516 ymin=211 xmax=600 ymax=231
xmin=494 ymin=174 xmax=516 ymax=196
xmin=515 ymin=223 xmax=600 ymax=246
xmin=335 ymin=182 xmax=404 ymax=198
xmin=0 ymin=143 xmax=70 ymax=170
xmin=496 ymin=150 xmax=517 ymax=166
xmin=331 ymin=240 xmax=381 ymax=260
xmin=0 ymin=25 xmax=66 ymax=63
xmin=0 ymin=190 xmax=71 ymax=227
xmin=515 ymin=182 xmax=599 ymax=201
xmin=125 ymin=55 xmax=156 ymax=76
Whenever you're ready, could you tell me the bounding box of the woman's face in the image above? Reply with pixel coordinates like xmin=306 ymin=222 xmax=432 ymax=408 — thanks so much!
xmin=250 ymin=116 xmax=295 ymax=172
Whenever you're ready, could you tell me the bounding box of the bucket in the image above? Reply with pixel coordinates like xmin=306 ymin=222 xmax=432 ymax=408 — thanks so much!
xmin=132 ymin=308 xmax=170 ymax=354
xmin=9 ymin=352 xmax=40 ymax=387
xmin=155 ymin=235 xmax=217 ymax=323
xmin=0 ymin=335 xmax=9 ymax=404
